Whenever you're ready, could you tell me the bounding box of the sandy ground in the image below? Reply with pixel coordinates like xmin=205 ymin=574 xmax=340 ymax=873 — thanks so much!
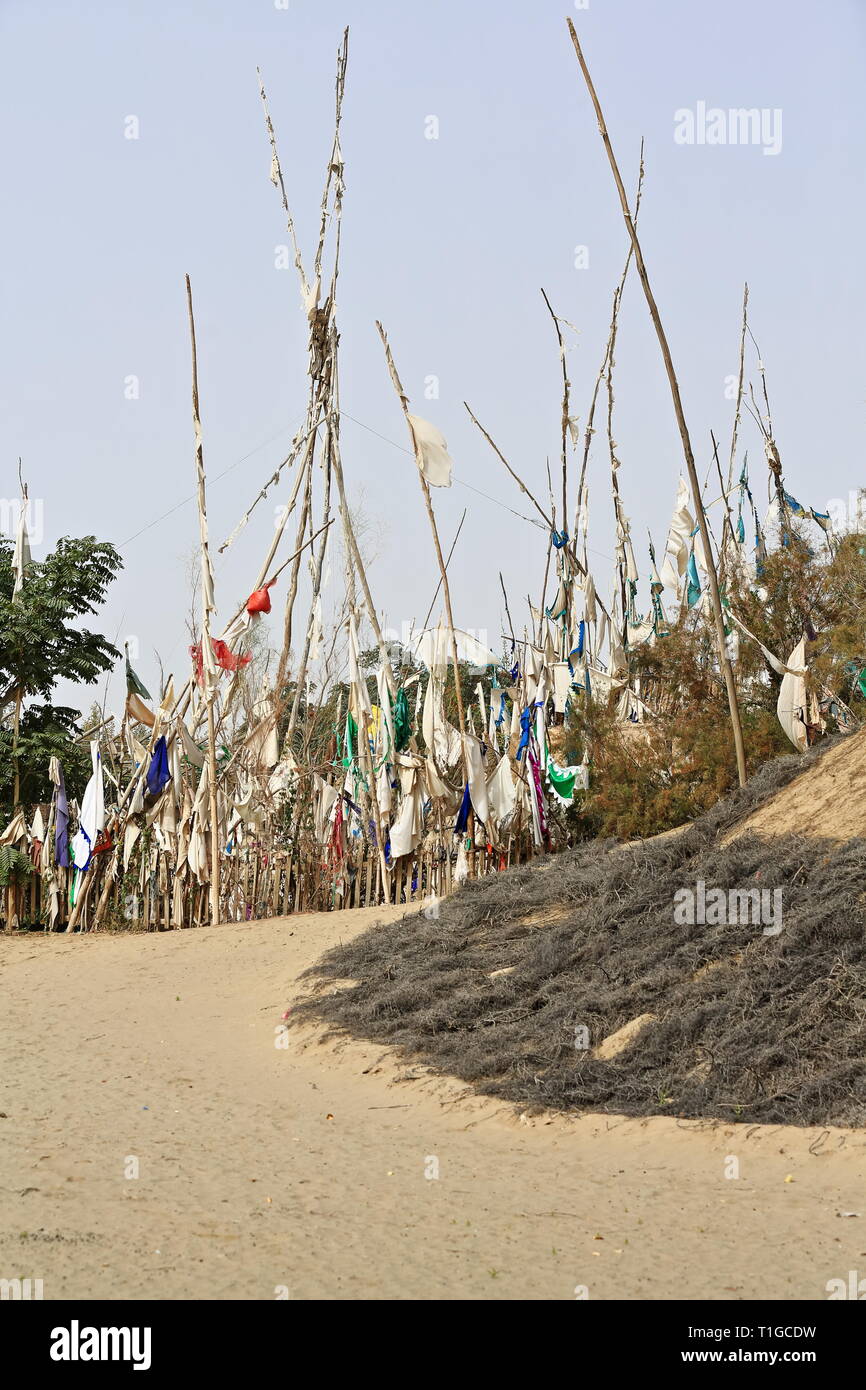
xmin=2 ymin=907 xmax=865 ymax=1301
xmin=730 ymin=728 xmax=866 ymax=842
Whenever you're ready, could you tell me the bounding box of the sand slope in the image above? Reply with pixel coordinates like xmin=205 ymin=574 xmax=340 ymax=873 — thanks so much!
xmin=731 ymin=728 xmax=866 ymax=842
xmin=1 ymin=909 xmax=864 ymax=1301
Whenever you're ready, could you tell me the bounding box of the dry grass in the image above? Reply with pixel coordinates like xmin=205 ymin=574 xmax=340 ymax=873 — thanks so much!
xmin=296 ymin=739 xmax=866 ymax=1127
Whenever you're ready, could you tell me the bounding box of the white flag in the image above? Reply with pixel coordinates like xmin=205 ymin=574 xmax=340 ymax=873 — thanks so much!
xmin=407 ymin=415 xmax=454 ymax=488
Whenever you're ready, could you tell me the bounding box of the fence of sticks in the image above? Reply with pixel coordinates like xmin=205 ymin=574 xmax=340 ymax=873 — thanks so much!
xmin=1 ymin=825 xmax=540 ymax=933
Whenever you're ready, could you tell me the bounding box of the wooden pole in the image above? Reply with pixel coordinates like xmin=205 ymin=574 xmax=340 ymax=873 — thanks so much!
xmin=185 ymin=274 xmax=222 ymax=925
xmin=10 ymin=472 xmax=28 ymax=809
xmin=575 ymin=142 xmax=643 ymax=535
xmin=275 ymin=446 xmax=315 ymax=697
xmin=727 ymin=283 xmax=749 ymax=496
xmin=11 ymin=686 xmax=22 ymax=808
xmin=422 ymin=509 xmax=467 ymax=633
xmin=331 ymin=421 xmax=395 ymax=685
xmin=720 ymin=283 xmax=749 ymax=576
xmin=566 ymin=18 xmax=747 ymax=788
xmin=376 ymin=323 xmax=469 ymax=752
xmin=463 ymin=403 xmax=555 ymax=531
xmin=711 ymin=430 xmax=738 ymax=554
xmin=358 ymin=699 xmax=390 ymax=901
xmin=540 ymin=288 xmax=571 ymax=540
xmin=284 ymin=445 xmax=331 ymax=743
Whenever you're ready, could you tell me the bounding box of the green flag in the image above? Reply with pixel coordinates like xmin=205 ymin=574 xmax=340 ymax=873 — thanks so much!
xmin=125 ymin=648 xmax=151 ymax=702
xmin=392 ymin=688 xmax=412 ymax=752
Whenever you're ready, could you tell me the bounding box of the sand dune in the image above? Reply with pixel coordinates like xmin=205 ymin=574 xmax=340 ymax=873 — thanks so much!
xmin=1 ymin=908 xmax=864 ymax=1300
xmin=729 ymin=729 xmax=866 ymax=843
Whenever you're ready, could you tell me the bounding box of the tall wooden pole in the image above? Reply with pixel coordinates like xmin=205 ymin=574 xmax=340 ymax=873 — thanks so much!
xmin=186 ymin=274 xmax=222 ymax=925
xmin=566 ymin=19 xmax=747 ymax=787
xmin=376 ymin=322 xmax=469 ymax=758
xmin=5 ymin=681 xmax=21 ymax=932
xmin=711 ymin=431 xmax=738 ymax=555
xmin=10 ymin=471 xmax=28 ymax=809
xmin=727 ymin=283 xmax=749 ymax=496
xmin=422 ymin=510 xmax=467 ymax=632
xmin=11 ymin=686 xmax=22 ymax=808
xmin=327 ymin=349 xmax=397 ymax=695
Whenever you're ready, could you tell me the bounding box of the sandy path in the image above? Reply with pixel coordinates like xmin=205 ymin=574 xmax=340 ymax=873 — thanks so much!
xmin=1 ymin=908 xmax=864 ymax=1301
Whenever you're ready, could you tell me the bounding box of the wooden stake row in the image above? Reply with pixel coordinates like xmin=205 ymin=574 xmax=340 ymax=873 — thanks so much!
xmin=1 ymin=833 xmax=539 ymax=933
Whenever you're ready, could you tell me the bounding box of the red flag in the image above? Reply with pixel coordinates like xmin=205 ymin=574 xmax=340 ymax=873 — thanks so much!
xmin=190 ymin=640 xmax=252 ymax=684
xmin=246 ymin=578 xmax=276 ymax=616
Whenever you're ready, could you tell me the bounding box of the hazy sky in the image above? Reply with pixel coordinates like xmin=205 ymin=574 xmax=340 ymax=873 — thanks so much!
xmin=2 ymin=0 xmax=865 ymax=716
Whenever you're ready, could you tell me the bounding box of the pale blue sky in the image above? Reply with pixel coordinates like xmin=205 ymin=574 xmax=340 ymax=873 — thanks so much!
xmin=2 ymin=0 xmax=864 ymax=713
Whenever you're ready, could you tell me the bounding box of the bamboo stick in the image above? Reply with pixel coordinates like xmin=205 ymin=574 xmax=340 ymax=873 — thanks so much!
xmin=285 ymin=413 xmax=334 ymax=743
xmin=376 ymin=323 xmax=469 ymax=758
xmin=722 ymin=282 xmax=749 ymax=572
xmin=185 ymin=274 xmax=223 ymax=923
xmin=422 ymin=509 xmax=467 ymax=632
xmin=711 ymin=430 xmax=738 ymax=555
xmin=566 ymin=18 xmax=747 ymax=787
xmin=540 ymin=289 xmax=572 ymax=545
xmin=464 ymin=403 xmax=554 ymax=531
xmin=11 ymin=685 xmax=22 ymax=808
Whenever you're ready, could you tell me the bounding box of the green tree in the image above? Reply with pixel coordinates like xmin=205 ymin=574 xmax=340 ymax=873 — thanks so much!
xmin=565 ymin=519 xmax=865 ymax=841
xmin=0 ymin=534 xmax=123 ymax=817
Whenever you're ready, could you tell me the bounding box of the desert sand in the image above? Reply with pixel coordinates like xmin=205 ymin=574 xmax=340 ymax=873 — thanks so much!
xmin=730 ymin=728 xmax=866 ymax=843
xmin=2 ymin=905 xmax=864 ymax=1301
